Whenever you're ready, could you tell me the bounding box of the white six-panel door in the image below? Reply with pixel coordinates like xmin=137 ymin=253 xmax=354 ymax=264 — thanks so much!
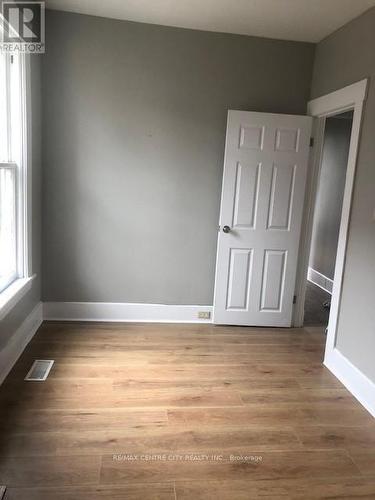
xmin=213 ymin=111 xmax=312 ymax=326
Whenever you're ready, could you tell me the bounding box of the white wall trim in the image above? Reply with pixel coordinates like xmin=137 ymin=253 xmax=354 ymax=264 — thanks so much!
xmin=307 ymin=79 xmax=368 ymax=117
xmin=293 ymin=78 xmax=372 ymax=418
xmin=0 ymin=274 xmax=36 ymax=321
xmin=0 ymin=302 xmax=43 ymax=385
xmin=22 ymin=54 xmax=33 ymax=278
xmin=325 ymin=348 xmax=375 ymax=418
xmin=295 ymin=78 xmax=367 ymax=362
xmin=307 ymin=267 xmax=333 ymax=294
xmin=43 ymin=302 xmax=213 ymax=323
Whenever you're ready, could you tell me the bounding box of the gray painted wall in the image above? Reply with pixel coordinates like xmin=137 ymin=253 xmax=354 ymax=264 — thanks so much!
xmin=311 ymin=6 xmax=375 ymax=382
xmin=309 ymin=116 xmax=352 ymax=280
xmin=0 ymin=55 xmax=42 ymax=350
xmin=42 ymin=10 xmax=314 ymax=305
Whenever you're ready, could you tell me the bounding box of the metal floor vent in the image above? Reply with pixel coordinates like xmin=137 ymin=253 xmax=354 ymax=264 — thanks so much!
xmin=25 ymin=360 xmax=54 ymax=381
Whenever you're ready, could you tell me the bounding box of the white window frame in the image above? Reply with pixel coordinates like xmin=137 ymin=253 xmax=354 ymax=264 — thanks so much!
xmin=0 ymin=53 xmax=34 ymax=320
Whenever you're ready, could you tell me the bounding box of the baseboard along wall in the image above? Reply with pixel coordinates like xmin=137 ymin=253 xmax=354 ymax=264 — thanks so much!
xmin=43 ymin=302 xmax=213 ymax=323
xmin=307 ymin=267 xmax=333 ymax=294
xmin=325 ymin=347 xmax=375 ymax=418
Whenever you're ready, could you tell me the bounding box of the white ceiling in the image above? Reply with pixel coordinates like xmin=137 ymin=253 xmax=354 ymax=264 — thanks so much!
xmin=45 ymin=0 xmax=375 ymax=43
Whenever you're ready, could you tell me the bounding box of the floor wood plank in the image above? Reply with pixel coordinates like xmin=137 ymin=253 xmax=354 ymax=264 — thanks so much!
xmin=295 ymin=425 xmax=375 ymax=449
xmin=0 ymin=456 xmax=101 ymax=487
xmin=0 ymin=384 xmax=244 ymax=410
xmin=175 ymin=476 xmax=375 ymax=499
xmin=0 ymin=426 xmax=303 ymax=457
xmin=348 ymin=450 xmax=375 ymax=475
xmin=0 ymin=409 xmax=168 ymax=434
xmin=99 ymin=450 xmax=360 ymax=483
xmin=0 ymin=321 xmax=373 ymax=499
xmin=5 ymin=484 xmax=175 ymax=500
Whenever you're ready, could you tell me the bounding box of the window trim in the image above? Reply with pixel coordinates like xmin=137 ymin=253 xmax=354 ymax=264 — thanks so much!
xmin=0 ymin=162 xmax=18 ymax=293
xmin=19 ymin=53 xmax=32 ymax=280
xmin=0 ymin=54 xmax=34 ymax=319
xmin=0 ymin=275 xmax=35 ymax=320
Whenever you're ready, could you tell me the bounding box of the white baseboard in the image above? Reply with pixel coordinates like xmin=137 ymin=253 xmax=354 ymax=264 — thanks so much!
xmin=43 ymin=302 xmax=213 ymax=323
xmin=307 ymin=267 xmax=333 ymax=294
xmin=0 ymin=302 xmax=43 ymax=385
xmin=325 ymin=347 xmax=375 ymax=418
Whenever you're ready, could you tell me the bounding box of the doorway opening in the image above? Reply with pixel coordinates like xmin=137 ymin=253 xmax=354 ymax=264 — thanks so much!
xmin=303 ymin=110 xmax=353 ymax=327
xmin=294 ymin=79 xmax=366 ymax=362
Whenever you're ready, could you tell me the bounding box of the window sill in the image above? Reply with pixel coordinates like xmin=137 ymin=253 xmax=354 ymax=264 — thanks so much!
xmin=0 ymin=275 xmax=36 ymax=321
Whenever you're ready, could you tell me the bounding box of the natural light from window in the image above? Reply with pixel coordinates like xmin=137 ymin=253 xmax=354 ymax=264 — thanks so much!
xmin=0 ymin=52 xmax=25 ymax=294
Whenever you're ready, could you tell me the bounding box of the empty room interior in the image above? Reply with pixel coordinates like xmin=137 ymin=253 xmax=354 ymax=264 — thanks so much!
xmin=0 ymin=1 xmax=375 ymax=499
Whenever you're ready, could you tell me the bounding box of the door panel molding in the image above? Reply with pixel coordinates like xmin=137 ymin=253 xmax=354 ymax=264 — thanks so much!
xmin=260 ymin=249 xmax=287 ymax=312
xmin=226 ymin=248 xmax=253 ymax=310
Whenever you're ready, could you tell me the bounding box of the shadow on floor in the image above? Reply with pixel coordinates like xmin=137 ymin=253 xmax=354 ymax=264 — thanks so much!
xmin=304 ymin=281 xmax=331 ymax=327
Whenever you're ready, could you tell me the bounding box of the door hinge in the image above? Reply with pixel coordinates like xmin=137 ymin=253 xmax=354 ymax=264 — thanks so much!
xmin=293 ymin=295 xmax=297 ymax=304
xmin=309 ymin=137 xmax=314 ymax=147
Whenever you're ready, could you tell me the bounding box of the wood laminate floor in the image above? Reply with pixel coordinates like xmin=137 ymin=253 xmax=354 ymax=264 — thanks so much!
xmin=0 ymin=322 xmax=374 ymax=499
xmin=304 ymin=282 xmax=331 ymax=327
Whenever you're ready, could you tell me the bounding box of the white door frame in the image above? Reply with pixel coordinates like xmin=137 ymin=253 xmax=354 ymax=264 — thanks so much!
xmin=293 ymin=79 xmax=367 ymax=360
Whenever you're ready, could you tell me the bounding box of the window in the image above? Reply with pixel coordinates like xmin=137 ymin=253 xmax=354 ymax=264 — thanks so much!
xmin=0 ymin=52 xmax=29 ymax=296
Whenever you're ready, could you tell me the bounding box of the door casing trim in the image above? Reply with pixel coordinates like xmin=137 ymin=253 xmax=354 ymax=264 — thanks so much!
xmin=293 ymin=79 xmax=368 ymax=363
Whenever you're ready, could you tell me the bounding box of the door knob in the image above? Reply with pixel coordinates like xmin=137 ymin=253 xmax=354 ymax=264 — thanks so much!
xmin=222 ymin=225 xmax=231 ymax=233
